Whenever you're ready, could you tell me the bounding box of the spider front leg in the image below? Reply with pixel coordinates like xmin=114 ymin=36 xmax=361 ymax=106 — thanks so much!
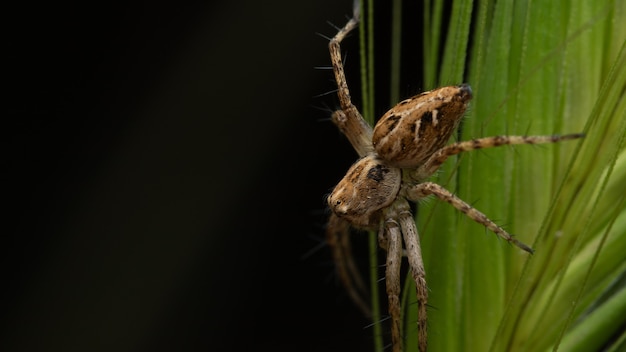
xmin=405 ymin=182 xmax=534 ymax=253
xmin=328 ymin=11 xmax=373 ymax=157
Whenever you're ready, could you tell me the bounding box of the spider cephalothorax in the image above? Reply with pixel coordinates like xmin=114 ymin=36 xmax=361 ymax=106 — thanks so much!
xmin=324 ymin=9 xmax=583 ymax=352
xmin=328 ymin=154 xmax=400 ymax=228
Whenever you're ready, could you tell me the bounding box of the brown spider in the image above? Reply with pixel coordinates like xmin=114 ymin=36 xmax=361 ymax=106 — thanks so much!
xmin=324 ymin=9 xmax=583 ymax=352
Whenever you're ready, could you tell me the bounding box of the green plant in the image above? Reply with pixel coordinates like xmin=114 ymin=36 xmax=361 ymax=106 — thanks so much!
xmin=358 ymin=0 xmax=626 ymax=350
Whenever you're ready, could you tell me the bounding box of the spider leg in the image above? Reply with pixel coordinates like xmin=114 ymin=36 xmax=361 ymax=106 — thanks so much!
xmin=397 ymin=200 xmax=428 ymax=352
xmin=328 ymin=11 xmax=374 ymax=157
xmin=405 ymin=182 xmax=534 ymax=253
xmin=412 ymin=134 xmax=584 ymax=180
xmin=331 ymin=110 xmax=373 ymax=157
xmin=381 ymin=212 xmax=403 ymax=352
xmin=381 ymin=199 xmax=428 ymax=352
xmin=326 ymin=213 xmax=372 ymax=317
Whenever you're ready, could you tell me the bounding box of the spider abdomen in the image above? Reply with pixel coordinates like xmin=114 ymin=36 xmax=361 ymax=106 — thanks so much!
xmin=372 ymin=84 xmax=473 ymax=168
xmin=328 ymin=155 xmax=401 ymax=229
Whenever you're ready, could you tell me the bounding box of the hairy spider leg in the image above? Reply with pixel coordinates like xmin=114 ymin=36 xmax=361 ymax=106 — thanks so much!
xmin=326 ymin=213 xmax=371 ymax=317
xmin=412 ymin=134 xmax=585 ymax=180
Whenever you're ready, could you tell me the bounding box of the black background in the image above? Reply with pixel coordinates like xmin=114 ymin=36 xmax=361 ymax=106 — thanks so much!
xmin=4 ymin=1 xmax=426 ymax=351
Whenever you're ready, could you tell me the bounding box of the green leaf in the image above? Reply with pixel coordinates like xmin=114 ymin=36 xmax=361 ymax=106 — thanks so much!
xmin=355 ymin=1 xmax=625 ymax=351
xmin=413 ymin=1 xmax=626 ymax=351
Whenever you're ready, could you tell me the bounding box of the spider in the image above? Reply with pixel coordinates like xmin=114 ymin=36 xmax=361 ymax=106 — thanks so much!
xmin=324 ymin=9 xmax=583 ymax=352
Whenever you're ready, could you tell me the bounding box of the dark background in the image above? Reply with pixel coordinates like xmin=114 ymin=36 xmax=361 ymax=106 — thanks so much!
xmin=4 ymin=1 xmax=426 ymax=351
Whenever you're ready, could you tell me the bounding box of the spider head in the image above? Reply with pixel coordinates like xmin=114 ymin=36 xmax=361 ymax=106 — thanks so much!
xmin=328 ymin=155 xmax=401 ymax=229
xmin=372 ymin=84 xmax=473 ymax=168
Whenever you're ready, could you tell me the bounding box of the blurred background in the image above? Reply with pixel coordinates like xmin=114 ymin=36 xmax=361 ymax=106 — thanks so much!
xmin=4 ymin=0 xmax=427 ymax=351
